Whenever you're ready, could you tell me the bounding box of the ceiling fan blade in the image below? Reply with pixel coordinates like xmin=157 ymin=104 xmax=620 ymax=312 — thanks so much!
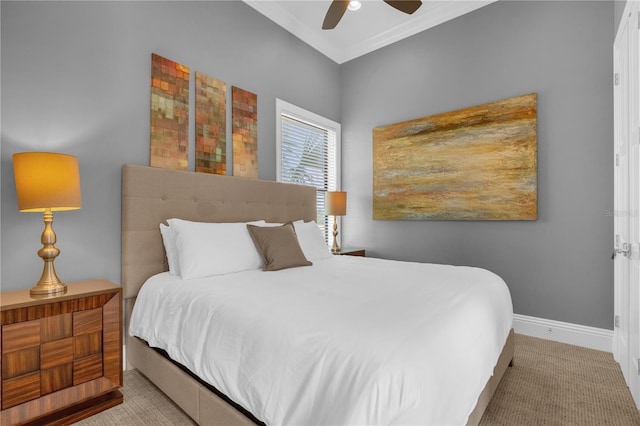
xmin=323 ymin=0 xmax=350 ymax=30
xmin=384 ymin=0 xmax=423 ymax=14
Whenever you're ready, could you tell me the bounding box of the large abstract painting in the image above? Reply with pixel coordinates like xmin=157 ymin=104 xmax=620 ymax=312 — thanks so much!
xmin=195 ymin=72 xmax=226 ymax=175
xmin=150 ymin=53 xmax=189 ymax=170
xmin=232 ymin=86 xmax=258 ymax=178
xmin=373 ymin=93 xmax=537 ymax=220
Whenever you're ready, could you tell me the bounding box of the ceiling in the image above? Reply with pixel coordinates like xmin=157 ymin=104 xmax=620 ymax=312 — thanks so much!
xmin=243 ymin=0 xmax=497 ymax=64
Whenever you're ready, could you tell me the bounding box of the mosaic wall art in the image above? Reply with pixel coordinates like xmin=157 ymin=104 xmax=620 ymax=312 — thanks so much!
xmin=195 ymin=72 xmax=226 ymax=175
xmin=232 ymin=86 xmax=258 ymax=178
xmin=373 ymin=93 xmax=537 ymax=220
xmin=150 ymin=53 xmax=190 ymax=170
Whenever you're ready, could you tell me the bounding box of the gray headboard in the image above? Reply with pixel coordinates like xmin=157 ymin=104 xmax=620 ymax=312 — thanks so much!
xmin=121 ymin=164 xmax=317 ymax=299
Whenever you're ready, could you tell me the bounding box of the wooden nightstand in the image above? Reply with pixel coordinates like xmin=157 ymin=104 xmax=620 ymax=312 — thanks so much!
xmin=333 ymin=248 xmax=365 ymax=257
xmin=1 ymin=279 xmax=123 ymax=425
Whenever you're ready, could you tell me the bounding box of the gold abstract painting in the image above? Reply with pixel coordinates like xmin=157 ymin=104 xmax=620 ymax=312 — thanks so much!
xmin=373 ymin=93 xmax=537 ymax=220
xmin=195 ymin=72 xmax=226 ymax=175
xmin=150 ymin=53 xmax=189 ymax=170
xmin=232 ymin=86 xmax=258 ymax=178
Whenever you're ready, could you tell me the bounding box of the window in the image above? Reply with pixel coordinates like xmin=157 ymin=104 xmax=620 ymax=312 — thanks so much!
xmin=276 ymin=99 xmax=341 ymax=244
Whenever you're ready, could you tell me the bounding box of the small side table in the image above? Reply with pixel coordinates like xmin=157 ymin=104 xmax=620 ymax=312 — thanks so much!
xmin=333 ymin=248 xmax=365 ymax=257
xmin=1 ymin=279 xmax=123 ymax=425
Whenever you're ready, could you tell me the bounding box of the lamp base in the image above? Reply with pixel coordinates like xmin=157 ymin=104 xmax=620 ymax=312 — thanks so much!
xmin=331 ymin=218 xmax=341 ymax=253
xmin=30 ymin=281 xmax=67 ymax=297
xmin=30 ymin=209 xmax=67 ymax=297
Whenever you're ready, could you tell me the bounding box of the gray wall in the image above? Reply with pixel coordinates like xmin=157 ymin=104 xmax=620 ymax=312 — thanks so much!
xmin=1 ymin=1 xmax=616 ymax=331
xmin=340 ymin=0 xmax=614 ymax=330
xmin=1 ymin=1 xmax=340 ymax=290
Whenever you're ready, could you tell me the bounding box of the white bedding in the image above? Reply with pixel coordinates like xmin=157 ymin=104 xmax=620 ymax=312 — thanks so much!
xmin=129 ymin=256 xmax=513 ymax=425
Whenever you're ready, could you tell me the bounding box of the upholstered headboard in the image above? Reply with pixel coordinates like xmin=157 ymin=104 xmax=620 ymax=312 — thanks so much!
xmin=121 ymin=164 xmax=317 ymax=299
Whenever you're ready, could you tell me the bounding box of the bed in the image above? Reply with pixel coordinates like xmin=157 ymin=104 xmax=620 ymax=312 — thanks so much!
xmin=122 ymin=164 xmax=514 ymax=426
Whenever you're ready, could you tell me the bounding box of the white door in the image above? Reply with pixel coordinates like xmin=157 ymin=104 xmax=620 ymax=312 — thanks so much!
xmin=613 ymin=1 xmax=640 ymax=408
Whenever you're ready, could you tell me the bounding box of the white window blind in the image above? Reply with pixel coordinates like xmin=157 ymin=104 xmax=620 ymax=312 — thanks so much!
xmin=276 ymin=99 xmax=341 ymax=244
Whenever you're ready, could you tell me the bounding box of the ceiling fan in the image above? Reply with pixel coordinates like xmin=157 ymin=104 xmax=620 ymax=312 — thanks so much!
xmin=322 ymin=0 xmax=423 ymax=30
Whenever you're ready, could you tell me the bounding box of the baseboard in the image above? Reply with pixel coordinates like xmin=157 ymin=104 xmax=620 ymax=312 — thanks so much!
xmin=513 ymin=314 xmax=613 ymax=353
xmin=123 ymin=344 xmax=127 ymax=371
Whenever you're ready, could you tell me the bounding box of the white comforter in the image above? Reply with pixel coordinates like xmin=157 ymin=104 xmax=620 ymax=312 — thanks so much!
xmin=129 ymin=256 xmax=513 ymax=425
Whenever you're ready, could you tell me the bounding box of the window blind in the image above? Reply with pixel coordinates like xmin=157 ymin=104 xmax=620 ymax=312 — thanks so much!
xmin=277 ymin=102 xmax=340 ymax=244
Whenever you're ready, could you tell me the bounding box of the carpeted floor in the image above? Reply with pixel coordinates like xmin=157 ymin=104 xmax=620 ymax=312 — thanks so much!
xmin=78 ymin=334 xmax=640 ymax=425
xmin=479 ymin=334 xmax=640 ymax=426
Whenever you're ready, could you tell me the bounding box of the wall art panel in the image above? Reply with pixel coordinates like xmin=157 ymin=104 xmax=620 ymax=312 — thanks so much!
xmin=150 ymin=53 xmax=189 ymax=170
xmin=373 ymin=93 xmax=537 ymax=220
xmin=232 ymin=86 xmax=258 ymax=178
xmin=195 ymin=72 xmax=226 ymax=175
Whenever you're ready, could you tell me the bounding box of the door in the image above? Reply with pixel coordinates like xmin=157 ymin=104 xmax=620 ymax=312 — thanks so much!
xmin=613 ymin=1 xmax=640 ymax=408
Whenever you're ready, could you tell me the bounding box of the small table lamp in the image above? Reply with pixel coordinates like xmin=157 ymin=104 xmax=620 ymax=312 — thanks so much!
xmin=13 ymin=152 xmax=82 ymax=297
xmin=325 ymin=191 xmax=347 ymax=253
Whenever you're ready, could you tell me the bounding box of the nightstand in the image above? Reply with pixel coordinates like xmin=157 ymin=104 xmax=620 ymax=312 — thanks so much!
xmin=1 ymin=279 xmax=123 ymax=425
xmin=333 ymin=248 xmax=365 ymax=257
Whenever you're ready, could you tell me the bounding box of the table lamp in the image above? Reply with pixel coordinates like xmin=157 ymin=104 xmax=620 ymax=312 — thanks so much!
xmin=325 ymin=191 xmax=347 ymax=253
xmin=13 ymin=152 xmax=82 ymax=296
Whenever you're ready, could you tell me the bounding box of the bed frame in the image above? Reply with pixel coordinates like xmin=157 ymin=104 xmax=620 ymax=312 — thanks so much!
xmin=121 ymin=164 xmax=514 ymax=426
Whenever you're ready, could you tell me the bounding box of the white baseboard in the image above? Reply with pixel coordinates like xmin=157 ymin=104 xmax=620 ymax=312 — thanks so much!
xmin=513 ymin=314 xmax=613 ymax=353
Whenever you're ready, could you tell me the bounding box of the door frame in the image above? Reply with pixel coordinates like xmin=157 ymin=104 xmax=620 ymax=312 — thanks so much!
xmin=613 ymin=0 xmax=640 ymax=409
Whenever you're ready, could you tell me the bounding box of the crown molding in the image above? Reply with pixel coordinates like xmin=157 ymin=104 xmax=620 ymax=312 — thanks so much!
xmin=244 ymin=0 xmax=497 ymax=64
xmin=244 ymin=0 xmax=343 ymax=62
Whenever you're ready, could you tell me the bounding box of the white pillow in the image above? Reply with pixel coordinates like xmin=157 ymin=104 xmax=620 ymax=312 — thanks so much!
xmin=167 ymin=218 xmax=266 ymax=279
xmin=293 ymin=221 xmax=333 ymax=261
xmin=159 ymin=223 xmax=180 ymax=276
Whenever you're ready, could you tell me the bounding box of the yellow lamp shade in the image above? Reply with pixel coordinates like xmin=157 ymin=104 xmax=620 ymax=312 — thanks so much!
xmin=325 ymin=191 xmax=347 ymax=216
xmin=13 ymin=152 xmax=82 ymax=212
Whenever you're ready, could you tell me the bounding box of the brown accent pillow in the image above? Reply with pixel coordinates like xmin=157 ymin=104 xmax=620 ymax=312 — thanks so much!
xmin=247 ymin=223 xmax=312 ymax=271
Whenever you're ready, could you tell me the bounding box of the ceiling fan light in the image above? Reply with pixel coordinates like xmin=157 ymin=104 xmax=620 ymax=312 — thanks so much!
xmin=348 ymin=1 xmax=362 ymax=11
